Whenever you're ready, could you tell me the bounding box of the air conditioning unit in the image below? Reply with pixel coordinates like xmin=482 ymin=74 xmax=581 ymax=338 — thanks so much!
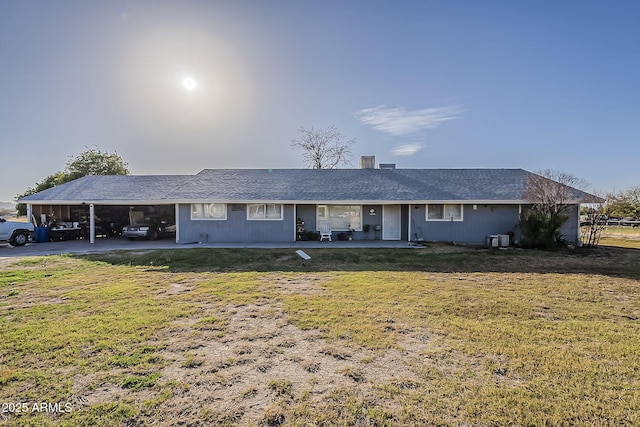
xmin=486 ymin=235 xmax=499 ymax=248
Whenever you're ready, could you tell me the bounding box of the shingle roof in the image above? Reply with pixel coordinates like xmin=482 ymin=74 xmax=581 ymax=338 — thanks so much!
xmin=20 ymin=175 xmax=192 ymax=203
xmin=183 ymin=168 xmax=532 ymax=201
xmin=19 ymin=168 xmax=593 ymax=204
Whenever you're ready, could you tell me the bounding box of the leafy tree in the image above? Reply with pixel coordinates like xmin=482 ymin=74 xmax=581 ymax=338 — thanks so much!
xmin=65 ymin=147 xmax=129 ymax=179
xmin=15 ymin=147 xmax=129 ymax=215
xmin=519 ymin=169 xmax=590 ymax=249
xmin=606 ymin=186 xmax=640 ymax=219
xmin=291 ymin=125 xmax=356 ymax=169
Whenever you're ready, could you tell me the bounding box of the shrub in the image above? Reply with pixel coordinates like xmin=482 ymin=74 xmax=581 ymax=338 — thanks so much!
xmin=518 ymin=211 xmax=568 ymax=249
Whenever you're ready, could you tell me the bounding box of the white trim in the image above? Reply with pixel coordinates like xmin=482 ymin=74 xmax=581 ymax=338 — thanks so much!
xmin=407 ymin=204 xmax=412 ymax=242
xmin=89 ymin=204 xmax=95 ymax=244
xmin=22 ymin=200 xmax=185 ymax=206
xmin=190 ymin=203 xmax=227 ymax=220
xmin=316 ymin=204 xmax=363 ymax=231
xmin=20 ymin=199 xmax=546 ymax=206
xmin=246 ymin=203 xmax=284 ymax=221
xmin=426 ymin=203 xmax=464 ymax=222
xmin=293 ymin=204 xmax=297 ymax=242
xmin=175 ymin=203 xmax=180 ymax=243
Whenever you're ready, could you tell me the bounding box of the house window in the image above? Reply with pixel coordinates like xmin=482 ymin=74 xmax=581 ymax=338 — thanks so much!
xmin=247 ymin=203 xmax=283 ymax=220
xmin=191 ymin=203 xmax=227 ymax=220
xmin=426 ymin=204 xmax=463 ymax=221
xmin=317 ymin=205 xmax=362 ymax=231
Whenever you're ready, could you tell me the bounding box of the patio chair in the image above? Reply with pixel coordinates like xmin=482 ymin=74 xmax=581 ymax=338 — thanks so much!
xmin=319 ymin=221 xmax=332 ymax=242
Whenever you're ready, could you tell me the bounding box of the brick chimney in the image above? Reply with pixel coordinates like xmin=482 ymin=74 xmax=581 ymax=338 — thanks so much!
xmin=359 ymin=156 xmax=375 ymax=169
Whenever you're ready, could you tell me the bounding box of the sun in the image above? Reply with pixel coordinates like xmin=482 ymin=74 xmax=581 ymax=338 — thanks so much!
xmin=182 ymin=76 xmax=197 ymax=91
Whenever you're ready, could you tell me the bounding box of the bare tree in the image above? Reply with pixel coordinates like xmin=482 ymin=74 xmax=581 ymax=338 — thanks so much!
xmin=580 ymin=192 xmax=608 ymax=248
xmin=523 ymin=169 xmax=589 ymax=217
xmin=291 ymin=125 xmax=356 ymax=169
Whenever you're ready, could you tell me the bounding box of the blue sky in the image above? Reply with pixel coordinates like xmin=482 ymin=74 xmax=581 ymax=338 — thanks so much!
xmin=1 ymin=0 xmax=639 ymax=202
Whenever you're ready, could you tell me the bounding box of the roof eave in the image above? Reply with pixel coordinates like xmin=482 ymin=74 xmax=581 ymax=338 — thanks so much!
xmin=20 ymin=199 xmax=178 ymax=206
xmin=21 ymin=199 xmax=535 ymax=205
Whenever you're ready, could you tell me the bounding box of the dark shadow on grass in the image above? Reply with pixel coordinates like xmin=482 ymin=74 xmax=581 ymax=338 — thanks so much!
xmin=76 ymin=244 xmax=640 ymax=281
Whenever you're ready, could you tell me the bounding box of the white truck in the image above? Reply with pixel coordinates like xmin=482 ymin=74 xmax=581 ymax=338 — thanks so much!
xmin=0 ymin=217 xmax=34 ymax=246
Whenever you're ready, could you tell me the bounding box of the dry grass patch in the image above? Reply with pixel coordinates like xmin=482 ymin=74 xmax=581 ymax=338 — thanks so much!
xmin=597 ymin=226 xmax=640 ymax=249
xmin=1 ymin=247 xmax=639 ymax=426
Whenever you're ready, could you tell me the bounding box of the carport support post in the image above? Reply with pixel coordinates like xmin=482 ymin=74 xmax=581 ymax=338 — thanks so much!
xmin=89 ymin=204 xmax=95 ymax=244
xmin=407 ymin=204 xmax=412 ymax=242
xmin=26 ymin=204 xmax=32 ymax=226
xmin=175 ymin=203 xmax=180 ymax=243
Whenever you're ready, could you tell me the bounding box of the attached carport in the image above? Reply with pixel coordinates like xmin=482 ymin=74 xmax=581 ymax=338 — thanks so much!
xmin=19 ymin=174 xmax=190 ymax=244
xmin=25 ymin=202 xmax=178 ymax=244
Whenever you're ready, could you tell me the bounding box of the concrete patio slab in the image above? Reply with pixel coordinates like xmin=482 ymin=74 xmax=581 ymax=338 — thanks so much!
xmin=0 ymin=237 xmax=416 ymax=259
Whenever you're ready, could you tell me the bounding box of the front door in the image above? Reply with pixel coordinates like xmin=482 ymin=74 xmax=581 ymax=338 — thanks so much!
xmin=382 ymin=205 xmax=401 ymax=240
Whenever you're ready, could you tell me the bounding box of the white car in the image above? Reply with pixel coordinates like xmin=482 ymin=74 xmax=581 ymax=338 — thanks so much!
xmin=0 ymin=217 xmax=35 ymax=246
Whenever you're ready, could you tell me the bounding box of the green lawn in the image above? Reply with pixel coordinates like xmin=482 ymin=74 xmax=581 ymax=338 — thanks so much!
xmin=599 ymin=226 xmax=640 ymax=249
xmin=0 ymin=243 xmax=639 ymax=426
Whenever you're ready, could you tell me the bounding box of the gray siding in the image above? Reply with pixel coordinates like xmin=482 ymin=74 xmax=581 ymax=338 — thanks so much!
xmin=362 ymin=204 xmax=383 ymax=240
xmin=177 ymin=202 xmax=580 ymax=245
xmin=178 ymin=204 xmax=295 ymax=243
xmin=562 ymin=204 xmax=581 ymax=244
xmin=296 ymin=205 xmax=317 ymax=235
xmin=410 ymin=204 xmax=521 ymax=245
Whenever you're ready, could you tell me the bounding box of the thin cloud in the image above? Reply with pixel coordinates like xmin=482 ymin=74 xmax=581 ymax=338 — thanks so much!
xmin=356 ymin=105 xmax=463 ymax=136
xmin=392 ymin=143 xmax=422 ymax=156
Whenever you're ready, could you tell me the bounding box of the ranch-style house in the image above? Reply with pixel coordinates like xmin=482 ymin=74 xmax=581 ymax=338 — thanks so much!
xmin=19 ymin=158 xmax=593 ymax=246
